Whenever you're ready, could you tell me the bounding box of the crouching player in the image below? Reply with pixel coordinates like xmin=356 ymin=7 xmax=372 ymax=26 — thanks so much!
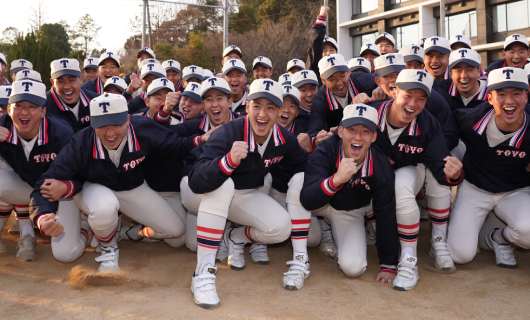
xmin=300 ymin=103 xmax=400 ymax=282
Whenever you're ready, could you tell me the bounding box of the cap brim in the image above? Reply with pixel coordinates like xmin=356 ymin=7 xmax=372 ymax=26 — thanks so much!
xmin=321 ymin=65 xmax=349 ymax=80
xmin=375 ymin=65 xmax=404 ymax=77
xmin=292 ymin=79 xmax=318 ymax=88
xmin=375 ymin=37 xmax=395 ymax=47
xmin=397 ymin=82 xmax=431 ymax=95
xmin=83 ymin=65 xmax=98 ymax=70
xmin=450 ymin=42 xmax=471 ymax=50
xmin=165 ymin=66 xmax=181 ymax=72
xmin=11 ymin=67 xmax=28 ymax=74
xmin=147 ymin=87 xmax=172 ymax=97
xmin=350 ymin=66 xmax=370 ymax=73
xmin=91 ymin=112 xmax=128 ymax=129
xmin=505 ymin=41 xmax=529 ymax=50
xmin=223 ymin=49 xmax=242 ymax=58
xmin=360 ymin=49 xmax=380 ymax=56
xmin=424 ymin=46 xmax=450 ymax=55
xmin=404 ymin=55 xmax=423 ymax=63
xmin=0 ymin=98 xmax=9 ymax=106
xmin=449 ymin=59 xmax=480 ymax=70
xmin=8 ymin=93 xmax=46 ymax=107
xmin=283 ymin=94 xmax=300 ymax=106
xmin=104 ymin=84 xmax=126 ymax=93
xmin=137 ymin=51 xmax=155 ymax=58
xmin=141 ymin=71 xmax=165 ymax=80
xmin=182 ymin=74 xmax=203 ymax=81
xmin=98 ymin=58 xmax=120 ymax=67
xmin=52 ymin=70 xmax=81 ymax=79
xmin=340 ymin=118 xmax=377 ymax=131
xmin=182 ymin=90 xmax=203 ymax=102
xmin=323 ymin=40 xmax=338 ymax=50
xmin=487 ymin=81 xmax=528 ymax=92
xmin=252 ymin=62 xmax=272 ymax=69
xmin=247 ymin=92 xmax=283 ymax=108
xmin=223 ymin=66 xmax=246 ymax=75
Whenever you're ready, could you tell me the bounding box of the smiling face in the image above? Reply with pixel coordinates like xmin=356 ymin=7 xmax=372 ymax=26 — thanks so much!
xmin=376 ymin=39 xmax=395 ymax=55
xmin=322 ymin=71 xmax=351 ymax=97
xmin=84 ymin=68 xmax=98 ymax=82
xmin=8 ymin=101 xmax=45 ymax=140
xmin=424 ymin=51 xmax=449 ymax=79
xmin=278 ymin=96 xmax=299 ymax=128
xmin=203 ymin=89 xmax=231 ymax=127
xmin=179 ymin=96 xmax=203 ymax=120
xmin=389 ymin=88 xmax=428 ymax=127
xmin=504 ymin=44 xmax=529 ymax=68
xmin=246 ymin=98 xmax=279 ymax=144
xmin=338 ymin=124 xmax=377 ymax=161
xmin=375 ymin=72 xmax=398 ymax=98
xmin=94 ymin=118 xmax=129 ymax=150
xmin=145 ymin=89 xmax=170 ymax=117
xmin=225 ymin=69 xmax=247 ymax=98
xmin=98 ymin=60 xmax=120 ymax=82
xmin=323 ymin=43 xmax=337 ymax=57
xmin=298 ymin=83 xmax=318 ymax=109
xmin=450 ymin=63 xmax=481 ymax=98
xmin=488 ymin=88 xmax=528 ymax=132
xmin=52 ymin=75 xmax=81 ymax=105
xmin=405 ymin=60 xmax=424 ymax=70
xmin=166 ymin=69 xmax=181 ymax=86
xmin=253 ymin=65 xmax=273 ymax=80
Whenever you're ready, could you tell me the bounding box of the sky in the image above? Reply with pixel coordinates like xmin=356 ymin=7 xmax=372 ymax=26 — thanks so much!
xmin=0 ymin=0 xmax=157 ymax=54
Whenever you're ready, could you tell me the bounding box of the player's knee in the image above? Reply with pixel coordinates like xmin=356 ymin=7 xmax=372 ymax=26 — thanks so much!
xmin=448 ymin=241 xmax=475 ymax=264
xmin=263 ymin=217 xmax=291 ymax=243
xmin=509 ymin=222 xmax=530 ymax=249
xmin=87 ymin=203 xmax=118 ymax=230
xmin=338 ymin=257 xmax=367 ymax=278
xmin=52 ymin=244 xmax=84 ymax=263
xmin=164 ymin=235 xmax=185 ymax=248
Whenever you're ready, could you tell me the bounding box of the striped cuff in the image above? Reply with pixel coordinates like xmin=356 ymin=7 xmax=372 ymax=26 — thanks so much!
xmin=320 ymin=175 xmax=341 ymax=196
xmin=218 ymin=153 xmax=239 ymax=176
xmin=193 ymin=135 xmax=203 ymax=147
xmin=35 ymin=213 xmax=54 ymax=231
xmin=62 ymin=180 xmax=75 ymax=199
xmin=379 ymin=265 xmax=397 ymax=274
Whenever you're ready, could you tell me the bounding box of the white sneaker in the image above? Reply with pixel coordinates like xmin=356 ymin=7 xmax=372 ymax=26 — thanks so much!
xmin=490 ymin=230 xmax=517 ymax=268
xmin=249 ymin=243 xmax=269 ymax=264
xmin=283 ymin=255 xmax=310 ymax=290
xmin=95 ymin=246 xmax=120 ymax=273
xmin=226 ymin=229 xmax=246 ymax=270
xmin=431 ymin=237 xmax=456 ymax=273
xmin=393 ymin=255 xmax=419 ymax=291
xmin=191 ymin=265 xmax=220 ymax=309
xmin=365 ymin=220 xmax=376 ymax=246
xmin=319 ymin=220 xmax=337 ymax=259
xmin=216 ymin=235 xmax=228 ymax=262
xmin=16 ymin=235 xmax=35 ymax=261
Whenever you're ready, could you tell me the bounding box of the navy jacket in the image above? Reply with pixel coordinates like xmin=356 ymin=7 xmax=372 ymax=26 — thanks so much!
xmin=46 ymin=88 xmax=95 ymax=132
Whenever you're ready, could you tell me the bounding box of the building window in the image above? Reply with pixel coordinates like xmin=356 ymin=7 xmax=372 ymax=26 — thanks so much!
xmin=361 ymin=0 xmax=378 ymax=13
xmin=493 ymin=0 xmax=530 ymax=32
xmin=437 ymin=11 xmax=477 ymax=39
xmin=391 ymin=23 xmax=420 ymax=48
xmin=389 ymin=0 xmax=410 ymax=4
xmin=352 ymin=32 xmax=378 ymax=55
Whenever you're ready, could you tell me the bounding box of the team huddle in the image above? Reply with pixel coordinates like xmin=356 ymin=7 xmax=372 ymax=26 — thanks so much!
xmin=1 ymin=6 xmax=530 ymax=310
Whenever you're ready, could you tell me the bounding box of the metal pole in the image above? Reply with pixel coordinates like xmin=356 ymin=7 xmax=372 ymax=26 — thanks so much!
xmin=223 ymin=0 xmax=229 ymax=49
xmin=142 ymin=0 xmax=147 ymax=48
xmin=147 ymin=0 xmax=153 ymax=48
xmin=439 ymin=0 xmax=446 ymax=37
xmin=323 ymin=0 xmax=328 ymax=36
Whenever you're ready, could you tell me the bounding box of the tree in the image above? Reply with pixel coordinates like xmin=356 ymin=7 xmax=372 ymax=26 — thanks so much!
xmin=70 ymin=14 xmax=100 ymax=56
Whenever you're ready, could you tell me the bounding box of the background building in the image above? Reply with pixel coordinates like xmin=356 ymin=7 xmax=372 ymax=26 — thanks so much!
xmin=337 ymin=0 xmax=530 ymax=66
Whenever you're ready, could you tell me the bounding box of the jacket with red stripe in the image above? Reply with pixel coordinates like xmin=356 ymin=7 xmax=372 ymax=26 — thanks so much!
xmin=434 ymin=79 xmax=488 ymax=111
xmin=46 ymin=89 xmax=96 ymax=132
xmin=300 ymin=135 xmax=399 ymax=267
xmin=307 ymin=73 xmax=377 ymax=136
xmin=456 ymin=102 xmax=530 ymax=193
xmin=188 ymin=116 xmax=307 ymax=194
xmin=31 ymin=116 xmax=195 ymax=216
xmin=128 ymin=94 xmax=147 ymax=115
xmin=0 ymin=115 xmax=73 ymax=187
xmin=372 ymin=100 xmax=460 ymax=186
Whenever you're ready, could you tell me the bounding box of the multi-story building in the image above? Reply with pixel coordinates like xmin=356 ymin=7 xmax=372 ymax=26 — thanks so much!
xmin=337 ymin=0 xmax=530 ymax=66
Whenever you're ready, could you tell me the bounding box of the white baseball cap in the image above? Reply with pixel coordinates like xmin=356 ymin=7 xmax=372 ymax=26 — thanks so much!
xmin=50 ymin=58 xmax=81 ymax=79
xmin=291 ymin=69 xmax=319 ymax=88
xmin=448 ymin=48 xmax=481 ymax=70
xmin=90 ymin=93 xmax=129 ymax=128
xmin=524 ymin=63 xmax=530 ymax=79
xmin=83 ymin=57 xmax=99 ymax=70
xmin=182 ymin=82 xmax=202 ymax=102
xmin=318 ymin=53 xmax=349 ymax=80
xmin=400 ymin=44 xmax=424 ymax=64
xmin=104 ymin=76 xmax=128 ymax=93
xmin=396 ymin=69 xmax=434 ymax=95
xmin=200 ymin=76 xmax=231 ymax=97
xmin=10 ymin=59 xmax=33 ymax=74
xmin=162 ymin=59 xmax=181 ymax=72
xmin=252 ymin=56 xmax=272 ymax=69
xmin=323 ymin=36 xmax=338 ymax=50
xmin=278 ymin=73 xmax=292 ymax=86
xmin=182 ymin=65 xmax=204 ymax=81
xmin=223 ymin=44 xmax=242 ymax=58
xmin=222 ymin=59 xmax=247 ymax=75
xmin=140 ymin=62 xmax=166 ymax=80
xmin=248 ymin=78 xmax=283 ymax=107
xmin=450 ymin=34 xmax=471 ymax=49
xmin=359 ymin=43 xmax=380 ymax=57
xmin=504 ymin=33 xmax=529 ymax=50
xmin=0 ymin=52 xmax=7 ymax=66
xmin=98 ymin=51 xmax=120 ymax=67
xmin=424 ymin=36 xmax=451 ymax=55
xmin=374 ymin=53 xmax=405 ymax=77
xmin=146 ymin=77 xmax=175 ymax=96
xmin=15 ymin=69 xmax=42 ymax=82
xmin=282 ymin=84 xmax=300 ymax=106
xmin=375 ymin=32 xmax=396 ymax=47
xmin=340 ymin=103 xmax=378 ymax=131
xmin=137 ymin=47 xmax=156 ymax=59
xmin=487 ymin=67 xmax=528 ymax=91
xmin=9 ymin=79 xmax=47 ymax=107
xmin=286 ymin=59 xmax=305 ymax=72
xmin=202 ymin=69 xmax=214 ymax=79
xmin=0 ymin=85 xmax=12 ymax=105
xmin=140 ymin=58 xmax=159 ymax=67
xmin=348 ymin=57 xmax=371 ymax=73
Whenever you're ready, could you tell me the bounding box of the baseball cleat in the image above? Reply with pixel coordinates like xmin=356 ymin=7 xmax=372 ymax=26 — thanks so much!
xmin=319 ymin=226 xmax=337 ymax=259
xmin=95 ymin=246 xmax=120 ymax=273
xmin=16 ymin=235 xmax=35 ymax=261
xmin=249 ymin=243 xmax=269 ymax=264
xmin=283 ymin=255 xmax=310 ymax=290
xmin=430 ymin=237 xmax=456 ymax=273
xmin=393 ymin=254 xmax=419 ymax=291
xmin=490 ymin=231 xmax=517 ymax=268
xmin=216 ymin=235 xmax=228 ymax=262
xmin=226 ymin=229 xmax=245 ymax=270
xmin=191 ymin=265 xmax=220 ymax=309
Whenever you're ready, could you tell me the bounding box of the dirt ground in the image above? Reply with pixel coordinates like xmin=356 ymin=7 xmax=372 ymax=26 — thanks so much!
xmin=0 ymin=219 xmax=529 ymax=320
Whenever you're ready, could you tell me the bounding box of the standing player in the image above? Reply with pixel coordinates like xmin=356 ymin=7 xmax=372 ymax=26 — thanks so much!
xmin=306 ymin=6 xmax=337 ymax=82
xmin=9 ymin=59 xmax=33 ymax=82
xmin=179 ymin=82 xmax=203 ymax=121
xmin=359 ymin=43 xmax=380 ymax=72
xmin=182 ymin=65 xmax=204 ymax=88
xmin=222 ymin=44 xmax=243 ymax=65
xmin=286 ymin=59 xmax=305 ymax=74
xmin=448 ymin=67 xmax=530 ymax=268
xmin=82 ymin=57 xmax=99 ymax=84
xmin=375 ymin=32 xmax=397 ymax=55
xmin=400 ymin=44 xmax=424 ymax=70
xmin=252 ymin=56 xmax=273 ymax=80
xmin=223 ymin=59 xmax=248 ymax=116
xmin=162 ymin=59 xmax=184 ymax=92
xmin=487 ymin=34 xmax=529 ymax=73
xmin=82 ymin=51 xmax=121 ymax=96
xmin=450 ymin=34 xmax=471 ymax=50
xmin=423 ymin=36 xmax=451 ymax=82
xmin=127 ymin=62 xmax=166 ymax=115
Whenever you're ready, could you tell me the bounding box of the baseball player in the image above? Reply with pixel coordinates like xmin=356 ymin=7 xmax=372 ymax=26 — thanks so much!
xmin=179 ymin=82 xmax=203 ymax=121
xmin=103 ymin=76 xmax=130 ymax=98
xmin=278 ymin=84 xmax=306 ymax=135
xmin=372 ymin=69 xmax=463 ymax=290
xmin=162 ymin=59 xmax=184 ymax=92
xmin=299 ymin=103 xmax=399 ymax=282
xmin=348 ymin=57 xmax=372 ymax=75
xmin=185 ymin=79 xmax=309 ymax=308
xmin=400 ymin=44 xmax=424 ymax=70
xmin=449 ymin=34 xmax=472 ymax=51
xmin=46 ymin=58 xmax=96 ymax=132
xmin=182 ymin=65 xmax=204 ymax=88
xmin=0 ymin=85 xmax=11 ymax=115
xmin=306 ymin=6 xmax=336 ymax=83
xmin=359 ymin=43 xmax=380 ymax=72
xmin=139 ymin=77 xmax=182 ymax=126
xmin=252 ymin=56 xmax=273 ymax=80
xmin=15 ymin=69 xmax=42 ymax=83
xmin=31 ymin=93 xmax=193 ymax=271
xmin=222 ymin=44 xmax=243 ymax=65
xmin=9 ymin=59 xmax=33 ymax=82
xmin=286 ymin=59 xmax=305 ymax=74
xmin=82 ymin=51 xmax=121 ymax=96
xmin=375 ymin=32 xmax=397 ymax=55
xmin=127 ymin=61 xmax=166 ymax=115
xmin=423 ymin=36 xmax=451 ymax=82
xmin=0 ymin=79 xmax=73 ymax=260
xmin=487 ymin=34 xmax=529 ymax=73
xmin=82 ymin=57 xmax=99 ymax=84
xmin=222 ymin=59 xmax=248 ymax=117
xmin=291 ymin=70 xmax=319 ymax=124
xmin=278 ymin=73 xmax=292 ymax=86
xmin=448 ymin=67 xmax=530 ymax=268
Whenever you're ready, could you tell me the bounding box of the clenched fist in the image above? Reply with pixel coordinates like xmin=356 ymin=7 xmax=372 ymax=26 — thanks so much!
xmin=127 ymin=73 xmax=142 ymax=93
xmin=315 ymin=130 xmax=333 ymax=145
xmin=351 ymin=92 xmax=370 ymax=104
xmin=163 ymin=91 xmax=181 ymax=114
xmin=38 ymin=213 xmax=64 ymax=237
xmin=40 ymin=179 xmax=68 ymax=201
xmin=443 ymin=156 xmax=463 ymax=181
xmin=332 ymin=158 xmax=359 ymax=186
xmin=297 ymin=133 xmax=313 ymax=153
xmin=229 ymin=141 xmax=249 ymax=165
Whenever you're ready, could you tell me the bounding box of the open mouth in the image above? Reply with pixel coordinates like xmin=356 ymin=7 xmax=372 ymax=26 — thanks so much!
xmin=351 ymin=143 xmax=362 ymax=151
xmin=503 ymin=106 xmax=516 ymax=116
xmin=18 ymin=118 xmax=31 ymax=126
xmin=256 ymin=118 xmax=269 ymax=129
xmin=280 ymin=113 xmax=290 ymax=120
xmin=404 ymin=106 xmax=416 ymax=115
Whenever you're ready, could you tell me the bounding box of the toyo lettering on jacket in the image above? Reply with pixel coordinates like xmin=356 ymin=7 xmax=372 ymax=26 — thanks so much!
xmin=397 ymin=143 xmax=424 ymax=154
xmin=122 ymin=156 xmax=146 ymax=171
